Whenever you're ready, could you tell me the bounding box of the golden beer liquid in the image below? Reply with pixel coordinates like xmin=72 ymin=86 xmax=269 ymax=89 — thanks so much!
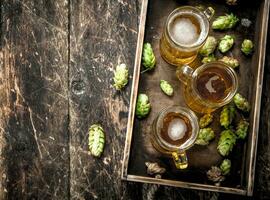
xmin=160 ymin=13 xmax=207 ymax=66
xmin=183 ymin=66 xmax=234 ymax=113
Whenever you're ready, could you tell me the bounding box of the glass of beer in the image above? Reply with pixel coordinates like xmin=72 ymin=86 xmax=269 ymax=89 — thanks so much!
xmin=176 ymin=61 xmax=238 ymax=113
xmin=151 ymin=106 xmax=199 ymax=169
xmin=160 ymin=6 xmax=214 ymax=66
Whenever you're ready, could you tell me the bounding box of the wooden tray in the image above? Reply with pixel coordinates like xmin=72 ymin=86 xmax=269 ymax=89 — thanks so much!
xmin=122 ymin=0 xmax=269 ymax=196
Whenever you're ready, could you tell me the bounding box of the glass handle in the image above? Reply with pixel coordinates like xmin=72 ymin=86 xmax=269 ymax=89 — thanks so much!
xmin=176 ymin=65 xmax=193 ymax=85
xmin=204 ymin=7 xmax=215 ymax=21
xmin=172 ymin=152 xmax=188 ymax=169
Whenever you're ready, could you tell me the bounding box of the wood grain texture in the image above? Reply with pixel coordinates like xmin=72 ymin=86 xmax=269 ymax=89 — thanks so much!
xmin=0 ymin=0 xmax=69 ymax=199
xmin=0 ymin=0 xmax=269 ymax=199
xmin=69 ymin=0 xmax=140 ymax=199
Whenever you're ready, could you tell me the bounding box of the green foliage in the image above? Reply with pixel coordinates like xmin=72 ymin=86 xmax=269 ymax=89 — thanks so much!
xmin=113 ymin=63 xmax=129 ymax=90
xmin=233 ymin=93 xmax=250 ymax=112
xmin=199 ymin=36 xmax=218 ymax=56
xmin=136 ymin=93 xmax=151 ymax=118
xmin=142 ymin=43 xmax=156 ymax=70
xmin=217 ymin=129 xmax=237 ymax=156
xmin=88 ymin=124 xmax=105 ymax=157
xmin=195 ymin=128 xmax=215 ymax=145
xmin=212 ymin=13 xmax=239 ymax=30
xmin=218 ymin=35 xmax=234 ymax=53
xmin=160 ymin=80 xmax=174 ymax=96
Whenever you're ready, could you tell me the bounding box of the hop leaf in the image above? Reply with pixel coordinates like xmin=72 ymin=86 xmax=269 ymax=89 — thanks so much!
xmin=219 ymin=56 xmax=239 ymax=69
xmin=220 ymin=159 xmax=231 ymax=175
xmin=160 ymin=80 xmax=173 ymax=96
xmin=220 ymin=104 xmax=236 ymax=129
xmin=241 ymin=39 xmax=254 ymax=55
xmin=212 ymin=13 xmax=239 ymax=30
xmin=88 ymin=124 xmax=105 ymax=157
xmin=235 ymin=120 xmax=249 ymax=139
xmin=142 ymin=43 xmax=156 ymax=71
xmin=199 ymin=36 xmax=218 ymax=56
xmin=195 ymin=128 xmax=215 ymax=145
xmin=113 ymin=63 xmax=129 ymax=90
xmin=136 ymin=94 xmax=151 ymax=118
xmin=233 ymin=93 xmax=250 ymax=112
xmin=207 ymin=166 xmax=225 ymax=183
xmin=217 ymin=129 xmax=237 ymax=156
xmin=202 ymin=54 xmax=216 ymax=64
xmin=199 ymin=113 xmax=213 ymax=128
xmin=218 ymin=35 xmax=234 ymax=53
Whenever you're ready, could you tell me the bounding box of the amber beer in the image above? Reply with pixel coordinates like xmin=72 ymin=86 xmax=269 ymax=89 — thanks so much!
xmin=177 ymin=62 xmax=239 ymax=113
xmin=151 ymin=106 xmax=199 ymax=169
xmin=160 ymin=6 xmax=214 ymax=66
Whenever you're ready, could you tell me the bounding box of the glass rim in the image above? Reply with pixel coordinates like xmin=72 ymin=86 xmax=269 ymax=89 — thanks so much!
xmin=165 ymin=6 xmax=210 ymax=49
xmin=155 ymin=105 xmax=199 ymax=152
xmin=192 ymin=61 xmax=239 ymax=107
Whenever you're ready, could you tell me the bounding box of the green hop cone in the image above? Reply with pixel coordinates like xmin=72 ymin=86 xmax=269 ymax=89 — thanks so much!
xmin=233 ymin=93 xmax=250 ymax=112
xmin=207 ymin=166 xmax=225 ymax=183
xmin=220 ymin=104 xmax=236 ymax=129
xmin=199 ymin=36 xmax=218 ymax=56
xmin=160 ymin=80 xmax=174 ymax=96
xmin=212 ymin=13 xmax=239 ymax=30
xmin=202 ymin=54 xmax=216 ymax=64
xmin=235 ymin=120 xmax=249 ymax=139
xmin=218 ymin=35 xmax=234 ymax=53
xmin=195 ymin=128 xmax=215 ymax=145
xmin=142 ymin=43 xmax=156 ymax=71
xmin=241 ymin=39 xmax=254 ymax=55
xmin=199 ymin=113 xmax=213 ymax=128
xmin=220 ymin=159 xmax=231 ymax=175
xmin=136 ymin=93 xmax=151 ymax=118
xmin=88 ymin=124 xmax=105 ymax=157
xmin=217 ymin=129 xmax=237 ymax=156
xmin=113 ymin=63 xmax=129 ymax=90
xmin=219 ymin=56 xmax=239 ymax=69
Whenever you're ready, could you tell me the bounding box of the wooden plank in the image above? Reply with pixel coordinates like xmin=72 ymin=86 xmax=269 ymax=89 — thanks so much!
xmin=69 ymin=0 xmax=140 ymax=199
xmin=0 ymin=0 xmax=69 ymax=199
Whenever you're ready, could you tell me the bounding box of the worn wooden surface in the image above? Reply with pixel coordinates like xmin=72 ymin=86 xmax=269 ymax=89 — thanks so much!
xmin=0 ymin=0 xmax=269 ymax=200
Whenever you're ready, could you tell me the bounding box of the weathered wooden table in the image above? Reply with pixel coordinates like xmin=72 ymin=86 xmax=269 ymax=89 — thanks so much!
xmin=0 ymin=0 xmax=269 ymax=199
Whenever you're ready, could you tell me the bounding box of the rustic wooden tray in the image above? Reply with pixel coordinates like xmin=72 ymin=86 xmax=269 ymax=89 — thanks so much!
xmin=122 ymin=0 xmax=269 ymax=196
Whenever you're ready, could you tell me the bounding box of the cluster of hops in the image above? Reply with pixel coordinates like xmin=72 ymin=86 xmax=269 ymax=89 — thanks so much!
xmin=217 ymin=129 xmax=237 ymax=156
xmin=195 ymin=128 xmax=215 ymax=145
xmin=235 ymin=120 xmax=249 ymax=139
xmin=160 ymin=80 xmax=174 ymax=96
xmin=219 ymin=56 xmax=239 ymax=69
xmin=220 ymin=104 xmax=236 ymax=129
xmin=241 ymin=39 xmax=254 ymax=56
xmin=212 ymin=14 xmax=239 ymax=30
xmin=136 ymin=93 xmax=151 ymax=119
xmin=113 ymin=63 xmax=129 ymax=90
xmin=88 ymin=124 xmax=105 ymax=157
xmin=218 ymin=35 xmax=235 ymax=53
xmin=199 ymin=114 xmax=213 ymax=128
xmin=202 ymin=54 xmax=216 ymax=64
xmin=220 ymin=159 xmax=231 ymax=175
xmin=233 ymin=93 xmax=250 ymax=112
xmin=199 ymin=36 xmax=218 ymax=56
xmin=142 ymin=43 xmax=156 ymax=71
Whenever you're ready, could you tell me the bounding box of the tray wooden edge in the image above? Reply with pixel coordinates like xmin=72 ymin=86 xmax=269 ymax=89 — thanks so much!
xmin=121 ymin=0 xmax=149 ymax=179
xmin=124 ymin=175 xmax=247 ymax=195
xmin=246 ymin=0 xmax=270 ymax=196
xmin=121 ymin=0 xmax=270 ymax=196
